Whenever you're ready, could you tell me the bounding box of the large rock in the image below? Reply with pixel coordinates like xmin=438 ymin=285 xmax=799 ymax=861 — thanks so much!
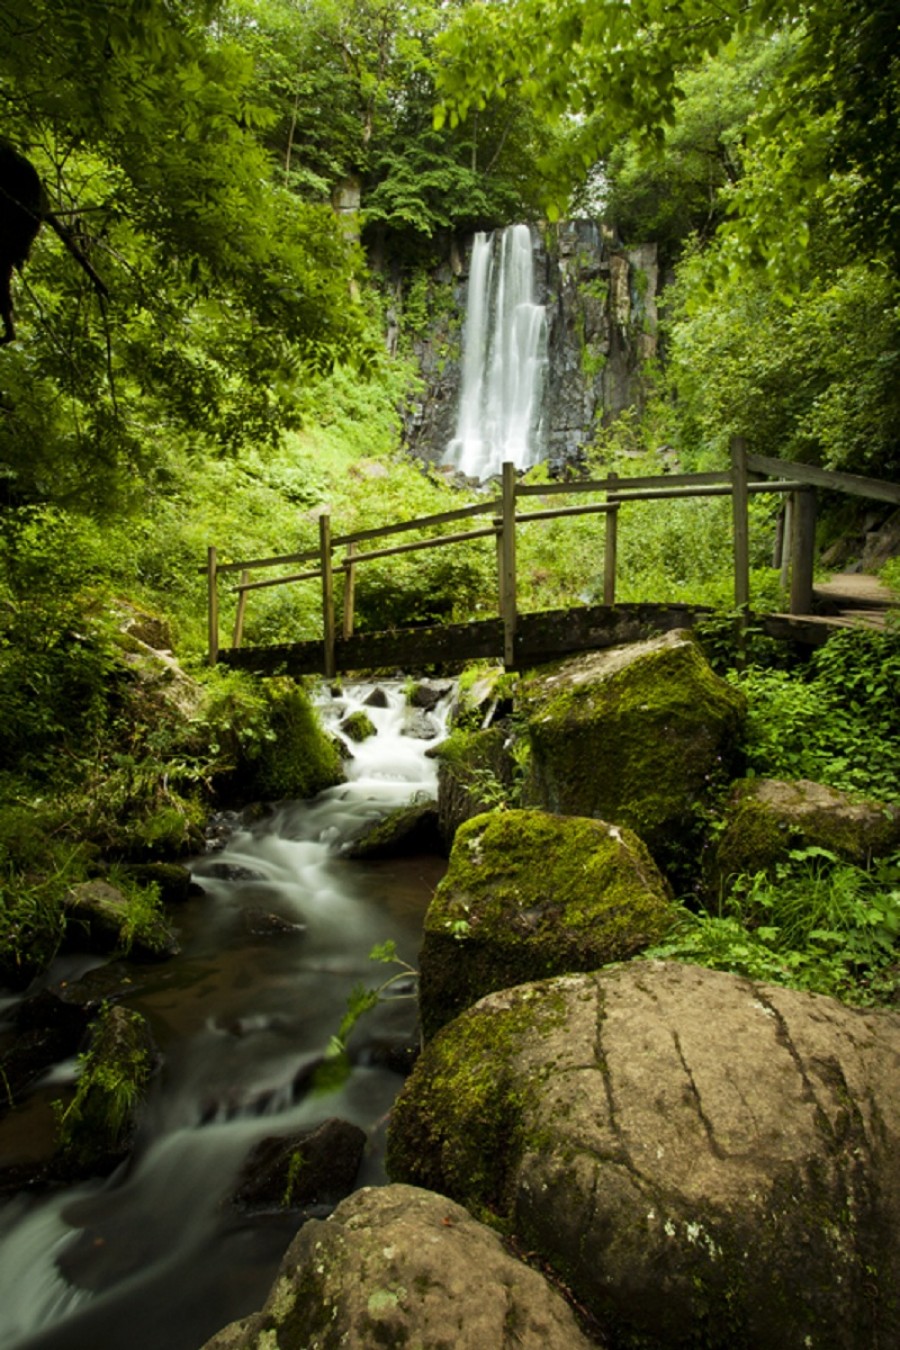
xmin=712 ymin=777 xmax=900 ymax=887
xmin=418 ymin=809 xmax=674 ymax=1040
xmin=432 ymin=724 xmax=516 ymax=846
xmin=519 ymin=631 xmax=745 ymax=854
xmin=387 ymin=961 xmax=900 ymax=1350
xmin=200 ymin=1184 xmax=595 ymax=1350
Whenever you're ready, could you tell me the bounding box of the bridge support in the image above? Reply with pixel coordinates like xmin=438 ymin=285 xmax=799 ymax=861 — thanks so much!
xmin=499 ymin=461 xmax=517 ymax=667
xmin=319 ymin=513 xmax=335 ymax=679
xmin=206 ymin=545 xmax=219 ymax=667
xmin=789 ymin=487 xmax=817 ymax=615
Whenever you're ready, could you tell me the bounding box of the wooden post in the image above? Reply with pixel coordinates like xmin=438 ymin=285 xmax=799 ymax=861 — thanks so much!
xmin=730 ymin=437 xmax=750 ymax=619
xmin=342 ymin=541 xmax=356 ymax=639
xmin=500 ymin=460 xmax=517 ymax=668
xmin=232 ymin=569 xmax=249 ymax=649
xmin=790 ymin=487 xmax=816 ymax=615
xmin=603 ymin=470 xmax=618 ymax=605
xmin=206 ymin=545 xmax=219 ymax=667
xmin=319 ymin=512 xmax=336 ymax=678
xmin=780 ymin=494 xmax=793 ymax=593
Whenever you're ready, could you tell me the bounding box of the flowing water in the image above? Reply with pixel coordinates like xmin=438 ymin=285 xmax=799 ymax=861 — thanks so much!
xmin=0 ymin=683 xmax=450 ymax=1350
xmin=444 ymin=223 xmax=548 ymax=480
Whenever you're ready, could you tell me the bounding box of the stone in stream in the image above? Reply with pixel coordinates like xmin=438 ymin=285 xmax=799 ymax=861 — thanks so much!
xmin=339 ymin=710 xmax=377 ymax=743
xmin=231 ymin=1118 xmax=366 ymax=1214
xmin=418 ymin=807 xmax=675 ymax=1040
xmin=387 ymin=960 xmax=900 ymax=1350
xmin=200 ymin=1184 xmax=596 ymax=1350
xmin=343 ymin=801 xmax=442 ymax=860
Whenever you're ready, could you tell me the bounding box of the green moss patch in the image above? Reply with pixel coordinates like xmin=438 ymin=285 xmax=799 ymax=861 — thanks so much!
xmin=418 ymin=808 xmax=674 ymax=1039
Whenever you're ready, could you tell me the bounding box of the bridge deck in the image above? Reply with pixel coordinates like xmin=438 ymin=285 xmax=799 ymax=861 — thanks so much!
xmin=217 ymin=599 xmax=870 ymax=678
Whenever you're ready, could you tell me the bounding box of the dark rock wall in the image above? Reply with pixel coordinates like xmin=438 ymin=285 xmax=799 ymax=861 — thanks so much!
xmin=403 ymin=222 xmax=658 ymax=475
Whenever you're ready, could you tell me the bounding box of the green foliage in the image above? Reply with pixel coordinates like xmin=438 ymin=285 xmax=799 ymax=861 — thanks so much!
xmin=316 ymin=939 xmax=418 ymax=1092
xmin=661 ymin=257 xmax=900 ymax=477
xmin=646 ymin=847 xmax=900 ymax=1006
xmin=211 ymin=676 xmax=344 ymax=802
xmin=730 ymin=630 xmax=900 ymax=801
xmin=53 ymin=1003 xmax=153 ymax=1162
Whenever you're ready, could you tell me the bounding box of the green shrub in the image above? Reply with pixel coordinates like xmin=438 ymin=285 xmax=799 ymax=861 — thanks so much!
xmin=730 ymin=628 xmax=900 ymax=800
xmin=645 ymin=847 xmax=900 ymax=1006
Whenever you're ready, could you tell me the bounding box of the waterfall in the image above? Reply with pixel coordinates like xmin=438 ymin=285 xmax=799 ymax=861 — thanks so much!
xmin=444 ymin=224 xmax=548 ymax=481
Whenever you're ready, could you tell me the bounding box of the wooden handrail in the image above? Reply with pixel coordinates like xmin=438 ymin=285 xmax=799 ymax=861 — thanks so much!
xmin=205 ymin=444 xmax=898 ymax=670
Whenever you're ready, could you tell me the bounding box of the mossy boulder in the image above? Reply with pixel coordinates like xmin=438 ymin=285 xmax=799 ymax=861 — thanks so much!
xmin=201 ymin=1184 xmax=595 ymax=1350
xmin=519 ymin=630 xmax=745 ymax=856
xmin=343 ymin=801 xmax=442 ymax=860
xmin=431 ymin=724 xmax=516 ymax=846
xmin=339 ymin=709 xmax=377 ymax=743
xmin=711 ymin=778 xmax=900 ymax=890
xmin=63 ymin=879 xmax=180 ymax=960
xmin=418 ymin=809 xmax=674 ymax=1040
xmin=54 ymin=1004 xmax=158 ymax=1177
xmin=388 ymin=961 xmax=900 ymax=1350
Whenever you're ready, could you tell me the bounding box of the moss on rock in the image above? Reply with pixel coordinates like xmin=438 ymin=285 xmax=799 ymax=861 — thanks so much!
xmin=339 ymin=710 xmax=377 ymax=743
xmin=431 ymin=725 xmax=516 ymax=846
xmin=712 ymin=778 xmax=900 ymax=891
xmin=418 ymin=808 xmax=674 ymax=1040
xmin=519 ymin=630 xmax=745 ymax=858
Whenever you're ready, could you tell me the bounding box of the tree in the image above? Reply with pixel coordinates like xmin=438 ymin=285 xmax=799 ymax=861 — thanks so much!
xmin=0 ymin=0 xmax=374 ymax=506
xmin=435 ymin=0 xmax=900 ymax=275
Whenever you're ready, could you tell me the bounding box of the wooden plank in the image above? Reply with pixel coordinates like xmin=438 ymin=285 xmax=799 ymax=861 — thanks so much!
xmin=342 ymin=541 xmax=356 ymax=640
xmin=500 ymin=461 xmax=517 ymax=667
xmin=332 ymin=498 xmax=499 ymax=549
xmin=339 ymin=524 xmax=498 ymax=568
xmin=515 ymin=501 xmax=615 ymax=524
xmin=234 ymin=567 xmax=322 ymax=593
xmin=202 ymin=547 xmax=320 ymax=576
xmin=747 ymin=453 xmax=900 ymax=506
xmin=731 ymin=437 xmax=750 ymax=615
xmin=319 ymin=513 xmax=335 ymax=679
xmin=790 ymin=488 xmax=817 ymax=615
xmin=206 ymin=545 xmax=219 ymax=667
xmin=780 ymin=495 xmax=793 ymax=591
xmin=604 ymin=472 xmax=618 ymax=605
xmin=516 ymin=470 xmax=730 ymax=497
xmin=232 ymin=569 xmax=249 ymax=650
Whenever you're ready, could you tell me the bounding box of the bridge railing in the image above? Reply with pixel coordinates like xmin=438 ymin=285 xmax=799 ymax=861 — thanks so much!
xmin=202 ymin=438 xmax=900 ymax=672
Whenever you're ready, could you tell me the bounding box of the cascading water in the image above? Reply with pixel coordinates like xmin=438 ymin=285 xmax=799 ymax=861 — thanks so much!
xmin=444 ymin=223 xmax=548 ymax=481
xmin=0 ymin=684 xmax=450 ymax=1350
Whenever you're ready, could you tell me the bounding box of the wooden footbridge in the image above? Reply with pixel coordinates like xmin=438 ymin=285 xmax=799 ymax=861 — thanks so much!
xmin=203 ymin=440 xmax=899 ymax=677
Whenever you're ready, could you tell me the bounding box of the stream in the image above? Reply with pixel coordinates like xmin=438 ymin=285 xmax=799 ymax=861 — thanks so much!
xmin=0 ymin=682 xmax=450 ymax=1350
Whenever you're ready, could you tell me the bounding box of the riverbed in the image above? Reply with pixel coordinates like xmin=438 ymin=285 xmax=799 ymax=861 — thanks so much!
xmin=0 ymin=682 xmax=449 ymax=1350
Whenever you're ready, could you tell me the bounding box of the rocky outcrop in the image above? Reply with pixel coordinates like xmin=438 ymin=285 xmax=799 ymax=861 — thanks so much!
xmin=387 ymin=961 xmax=900 ymax=1350
xmin=418 ymin=808 xmax=674 ymax=1040
xmin=711 ymin=777 xmax=900 ymax=886
xmin=519 ymin=630 xmax=745 ymax=856
xmin=201 ymin=1184 xmax=595 ymax=1350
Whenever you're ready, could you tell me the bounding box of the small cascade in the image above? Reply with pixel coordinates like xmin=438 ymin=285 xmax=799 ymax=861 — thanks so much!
xmin=0 ymin=683 xmax=451 ymax=1350
xmin=444 ymin=224 xmax=548 ymax=480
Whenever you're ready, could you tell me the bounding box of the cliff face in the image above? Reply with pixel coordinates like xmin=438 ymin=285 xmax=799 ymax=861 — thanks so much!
xmin=403 ymin=222 xmax=659 ymax=476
